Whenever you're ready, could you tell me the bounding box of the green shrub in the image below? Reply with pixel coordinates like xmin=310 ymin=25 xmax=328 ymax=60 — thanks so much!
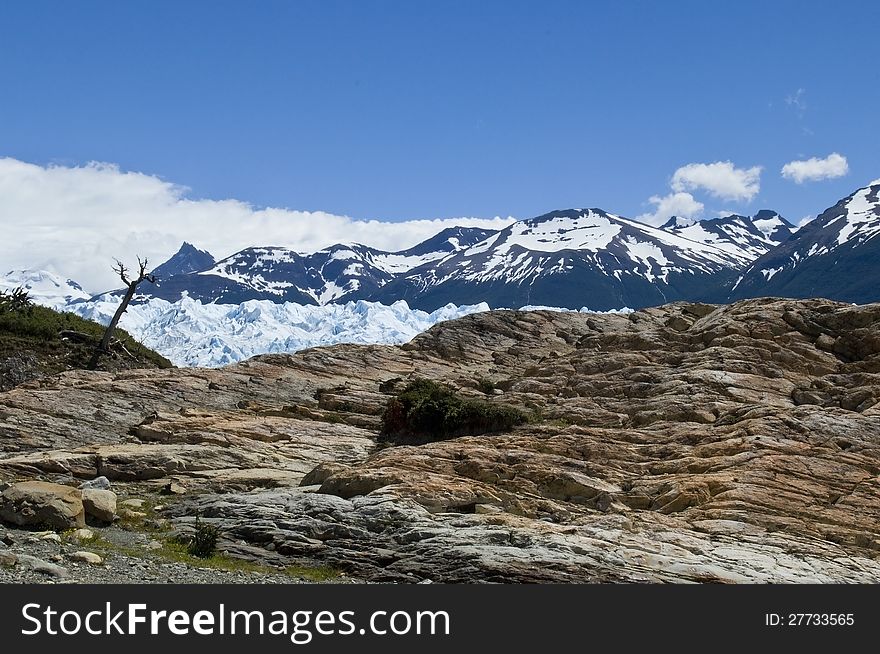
xmin=187 ymin=514 xmax=221 ymax=558
xmin=476 ymin=378 xmax=496 ymax=394
xmin=380 ymin=378 xmax=527 ymax=443
xmin=0 ymin=287 xmax=32 ymax=314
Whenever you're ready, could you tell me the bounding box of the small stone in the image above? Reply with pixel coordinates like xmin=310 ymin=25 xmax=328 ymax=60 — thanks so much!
xmin=70 ymin=528 xmax=95 ymax=542
xmin=162 ymin=482 xmax=187 ymax=495
xmin=78 ymin=476 xmax=111 ymax=490
xmin=69 ymin=551 xmax=103 ymax=565
xmin=40 ymin=532 xmax=62 ymax=543
xmin=1 ymin=533 xmax=13 ymax=546
xmin=82 ymin=489 xmax=117 ymax=523
xmin=119 ymin=508 xmax=146 ymax=520
xmin=120 ymin=498 xmax=145 ymax=509
xmin=0 ymin=551 xmax=17 ymax=567
xmin=146 ymin=540 xmax=162 ymax=551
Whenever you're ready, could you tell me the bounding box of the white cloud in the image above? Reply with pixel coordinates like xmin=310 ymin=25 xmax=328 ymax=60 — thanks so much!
xmin=785 ymin=88 xmax=807 ymax=116
xmin=636 ymin=192 xmax=704 ymax=227
xmin=0 ymin=158 xmax=516 ymax=293
xmin=671 ymin=161 xmax=762 ymax=202
xmin=780 ymin=153 xmax=849 ymax=184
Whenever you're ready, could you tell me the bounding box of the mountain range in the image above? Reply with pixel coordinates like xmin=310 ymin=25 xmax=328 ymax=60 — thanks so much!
xmin=6 ymin=180 xmax=880 ymax=313
xmin=99 ymin=207 xmax=801 ymax=311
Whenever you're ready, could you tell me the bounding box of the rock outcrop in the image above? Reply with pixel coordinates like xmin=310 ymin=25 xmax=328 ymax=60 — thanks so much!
xmin=1 ymin=299 xmax=879 ymax=582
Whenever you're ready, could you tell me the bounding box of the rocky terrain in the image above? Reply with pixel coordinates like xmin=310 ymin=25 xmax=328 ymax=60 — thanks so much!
xmin=1 ymin=298 xmax=879 ymax=583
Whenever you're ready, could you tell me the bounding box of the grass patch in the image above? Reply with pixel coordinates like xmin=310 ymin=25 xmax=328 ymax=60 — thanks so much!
xmin=282 ymin=564 xmax=342 ymax=582
xmin=380 ymin=378 xmax=527 ymax=444
xmin=116 ymin=497 xmax=169 ymax=532
xmin=63 ymin=501 xmax=343 ymax=582
xmin=159 ymin=539 xmax=341 ymax=581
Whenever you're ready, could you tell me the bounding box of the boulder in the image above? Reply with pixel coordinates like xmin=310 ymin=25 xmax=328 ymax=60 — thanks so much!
xmin=0 ymin=481 xmax=85 ymax=529
xmin=78 ymin=476 xmax=111 ymax=490
xmin=81 ymin=489 xmax=117 ymax=523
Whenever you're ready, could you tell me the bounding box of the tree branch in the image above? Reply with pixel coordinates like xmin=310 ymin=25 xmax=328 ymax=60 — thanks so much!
xmin=113 ymin=259 xmax=130 ymax=286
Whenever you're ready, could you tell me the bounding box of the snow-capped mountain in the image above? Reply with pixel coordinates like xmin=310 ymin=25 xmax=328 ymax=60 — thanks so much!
xmin=9 ymin=182 xmax=880 ymax=368
xmin=0 ymin=269 xmax=90 ymax=309
xmin=730 ymin=181 xmax=880 ymax=303
xmin=363 ymin=208 xmax=751 ymax=310
xmin=662 ymin=210 xmax=794 ymax=265
xmin=133 ymin=226 xmax=497 ymax=305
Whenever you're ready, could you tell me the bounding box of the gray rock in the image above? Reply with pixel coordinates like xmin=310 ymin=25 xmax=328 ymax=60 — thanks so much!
xmin=78 ymin=476 xmax=111 ymax=490
xmin=17 ymin=553 xmax=70 ymax=578
xmin=0 ymin=551 xmax=16 ymax=567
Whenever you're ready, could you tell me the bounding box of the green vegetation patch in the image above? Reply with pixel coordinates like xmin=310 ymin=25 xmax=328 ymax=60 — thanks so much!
xmin=0 ymin=300 xmax=171 ymax=389
xmin=380 ymin=378 xmax=527 ymax=443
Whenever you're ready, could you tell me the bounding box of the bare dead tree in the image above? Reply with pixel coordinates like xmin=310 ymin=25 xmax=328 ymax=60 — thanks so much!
xmin=87 ymin=257 xmax=156 ymax=370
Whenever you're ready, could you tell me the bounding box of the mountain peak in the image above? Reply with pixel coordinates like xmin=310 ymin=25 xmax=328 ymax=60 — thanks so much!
xmin=661 ymin=215 xmax=697 ymax=229
xmin=152 ymin=242 xmax=216 ymax=279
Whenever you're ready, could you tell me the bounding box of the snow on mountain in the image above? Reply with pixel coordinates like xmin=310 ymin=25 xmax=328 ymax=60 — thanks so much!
xmin=365 ymin=208 xmax=749 ymax=311
xmin=368 ymin=226 xmax=496 ymax=275
xmin=750 ymin=210 xmax=795 ymax=243
xmin=67 ymin=295 xmax=491 ymax=367
xmin=730 ymin=181 xmax=880 ymax=303
xmin=201 ymin=244 xmax=383 ymax=304
xmin=664 ymin=210 xmax=794 ymax=265
xmin=0 ymin=269 xmax=90 ymax=309
xmin=130 ymin=227 xmax=498 ymax=306
xmin=660 ymin=216 xmax=697 ymax=229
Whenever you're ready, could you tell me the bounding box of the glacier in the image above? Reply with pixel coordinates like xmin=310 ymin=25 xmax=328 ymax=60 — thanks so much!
xmin=65 ymin=296 xmax=492 ymax=367
xmin=5 ymin=268 xmax=631 ymax=369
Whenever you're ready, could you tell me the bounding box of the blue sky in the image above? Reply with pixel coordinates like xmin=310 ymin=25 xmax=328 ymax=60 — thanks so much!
xmin=1 ymin=0 xmax=879 ymax=287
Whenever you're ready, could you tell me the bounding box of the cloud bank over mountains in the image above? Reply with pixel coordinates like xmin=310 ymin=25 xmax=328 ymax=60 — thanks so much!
xmin=0 ymin=157 xmax=515 ymax=292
